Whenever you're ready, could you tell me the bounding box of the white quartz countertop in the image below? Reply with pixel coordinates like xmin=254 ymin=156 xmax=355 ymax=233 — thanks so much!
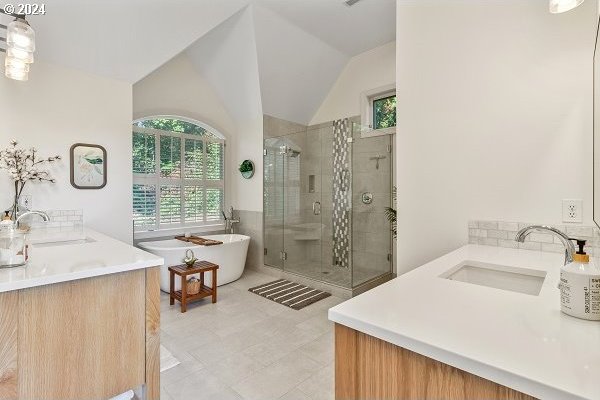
xmin=0 ymin=229 xmax=164 ymax=293
xmin=328 ymin=245 xmax=600 ymax=400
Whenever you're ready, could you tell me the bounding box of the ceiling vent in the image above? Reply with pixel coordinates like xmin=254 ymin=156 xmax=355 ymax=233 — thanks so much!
xmin=344 ymin=0 xmax=362 ymax=7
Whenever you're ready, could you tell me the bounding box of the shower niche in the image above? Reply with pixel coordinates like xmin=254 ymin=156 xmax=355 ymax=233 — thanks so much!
xmin=263 ymin=115 xmax=394 ymax=291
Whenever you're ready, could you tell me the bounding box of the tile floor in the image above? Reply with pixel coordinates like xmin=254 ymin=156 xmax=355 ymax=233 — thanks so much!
xmin=159 ymin=269 xmax=344 ymax=400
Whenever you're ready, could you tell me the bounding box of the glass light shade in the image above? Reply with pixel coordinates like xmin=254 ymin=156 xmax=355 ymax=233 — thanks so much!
xmin=5 ymin=66 xmax=28 ymax=81
xmin=7 ymin=47 xmax=34 ymax=64
xmin=5 ymin=57 xmax=30 ymax=73
xmin=549 ymin=0 xmax=585 ymax=13
xmin=6 ymin=19 xmax=35 ymax=52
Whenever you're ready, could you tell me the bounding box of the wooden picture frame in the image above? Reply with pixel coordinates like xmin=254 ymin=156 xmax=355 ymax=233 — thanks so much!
xmin=70 ymin=143 xmax=107 ymax=189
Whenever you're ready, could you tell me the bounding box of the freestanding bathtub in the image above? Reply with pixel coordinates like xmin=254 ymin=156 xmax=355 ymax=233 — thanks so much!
xmin=138 ymin=234 xmax=250 ymax=292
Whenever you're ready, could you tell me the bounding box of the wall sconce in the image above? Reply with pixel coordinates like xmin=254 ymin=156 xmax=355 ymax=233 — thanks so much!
xmin=549 ymin=0 xmax=585 ymax=13
xmin=0 ymin=10 xmax=35 ymax=81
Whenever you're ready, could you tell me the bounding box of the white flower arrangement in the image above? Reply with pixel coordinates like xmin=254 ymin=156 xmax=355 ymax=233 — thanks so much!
xmin=0 ymin=140 xmax=61 ymax=219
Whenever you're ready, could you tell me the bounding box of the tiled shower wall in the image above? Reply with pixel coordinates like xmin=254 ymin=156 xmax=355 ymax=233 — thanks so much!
xmin=350 ymin=120 xmax=393 ymax=285
xmin=469 ymin=220 xmax=600 ymax=255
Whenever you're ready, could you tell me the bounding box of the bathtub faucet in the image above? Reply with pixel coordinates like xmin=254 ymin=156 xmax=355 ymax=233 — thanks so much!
xmin=223 ymin=206 xmax=240 ymax=234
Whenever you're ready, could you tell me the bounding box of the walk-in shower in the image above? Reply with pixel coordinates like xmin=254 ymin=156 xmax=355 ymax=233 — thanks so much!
xmin=263 ymin=115 xmax=394 ymax=292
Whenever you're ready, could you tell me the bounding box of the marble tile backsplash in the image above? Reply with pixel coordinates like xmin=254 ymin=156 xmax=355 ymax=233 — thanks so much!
xmin=468 ymin=220 xmax=600 ymax=255
xmin=25 ymin=209 xmax=85 ymax=241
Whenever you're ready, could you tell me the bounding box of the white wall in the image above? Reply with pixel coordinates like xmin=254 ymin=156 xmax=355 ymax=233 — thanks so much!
xmin=134 ymin=51 xmax=264 ymax=214
xmin=0 ymin=61 xmax=133 ymax=243
xmin=133 ymin=53 xmax=238 ymax=212
xmin=311 ymin=41 xmax=396 ymax=125
xmin=396 ymin=0 xmax=596 ymax=273
xmin=133 ymin=54 xmax=236 ymax=137
xmin=185 ymin=7 xmax=264 ymax=212
xmin=253 ymin=5 xmax=348 ymax=125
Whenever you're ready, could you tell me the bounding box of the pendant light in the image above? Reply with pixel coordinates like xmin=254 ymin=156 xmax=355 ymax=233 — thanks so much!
xmin=3 ymin=15 xmax=35 ymax=81
xmin=549 ymin=0 xmax=585 ymax=13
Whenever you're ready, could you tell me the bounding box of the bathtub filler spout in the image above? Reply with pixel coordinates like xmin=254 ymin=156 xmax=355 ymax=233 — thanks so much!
xmin=223 ymin=206 xmax=240 ymax=234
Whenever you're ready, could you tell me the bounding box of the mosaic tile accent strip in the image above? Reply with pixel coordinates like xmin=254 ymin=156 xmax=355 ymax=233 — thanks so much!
xmin=468 ymin=220 xmax=600 ymax=255
xmin=332 ymin=118 xmax=351 ymax=269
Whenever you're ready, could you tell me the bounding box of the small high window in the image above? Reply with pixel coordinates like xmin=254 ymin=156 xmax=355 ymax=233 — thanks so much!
xmin=132 ymin=117 xmax=225 ymax=234
xmin=373 ymin=95 xmax=397 ymax=130
xmin=360 ymin=86 xmax=397 ymax=138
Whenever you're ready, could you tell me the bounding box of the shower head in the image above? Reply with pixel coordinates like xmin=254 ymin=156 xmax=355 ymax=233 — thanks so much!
xmin=288 ymin=150 xmax=301 ymax=158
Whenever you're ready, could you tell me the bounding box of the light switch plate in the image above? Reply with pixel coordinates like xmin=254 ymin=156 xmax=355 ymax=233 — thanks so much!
xmin=562 ymin=199 xmax=582 ymax=223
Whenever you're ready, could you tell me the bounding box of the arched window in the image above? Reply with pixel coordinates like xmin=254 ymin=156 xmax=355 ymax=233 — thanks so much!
xmin=132 ymin=116 xmax=225 ymax=234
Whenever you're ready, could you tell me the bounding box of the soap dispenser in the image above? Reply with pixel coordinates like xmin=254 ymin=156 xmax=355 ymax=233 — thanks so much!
xmin=559 ymin=239 xmax=600 ymax=320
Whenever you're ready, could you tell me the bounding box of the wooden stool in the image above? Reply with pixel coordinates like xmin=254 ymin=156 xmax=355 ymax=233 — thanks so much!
xmin=168 ymin=261 xmax=219 ymax=313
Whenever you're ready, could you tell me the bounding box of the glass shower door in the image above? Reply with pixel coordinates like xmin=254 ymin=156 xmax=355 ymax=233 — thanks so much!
xmin=351 ymin=126 xmax=393 ymax=286
xmin=282 ymin=130 xmax=323 ymax=280
xmin=263 ymin=137 xmax=284 ymax=269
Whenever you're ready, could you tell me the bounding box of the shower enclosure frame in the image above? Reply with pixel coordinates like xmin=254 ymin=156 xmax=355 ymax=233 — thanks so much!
xmin=262 ymin=117 xmax=394 ymax=292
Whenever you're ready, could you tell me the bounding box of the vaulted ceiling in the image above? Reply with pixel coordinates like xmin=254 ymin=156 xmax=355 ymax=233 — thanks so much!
xmin=19 ymin=0 xmax=250 ymax=82
xmin=254 ymin=0 xmax=396 ymax=56
xmin=5 ymin=0 xmax=396 ymax=124
xmin=184 ymin=0 xmax=396 ymax=125
xmin=12 ymin=0 xmax=394 ymax=84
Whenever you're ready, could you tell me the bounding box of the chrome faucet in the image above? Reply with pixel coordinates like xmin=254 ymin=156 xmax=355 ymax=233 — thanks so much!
xmin=515 ymin=225 xmax=575 ymax=265
xmin=16 ymin=211 xmax=50 ymax=227
xmin=0 ymin=211 xmax=50 ymax=268
xmin=222 ymin=206 xmax=240 ymax=234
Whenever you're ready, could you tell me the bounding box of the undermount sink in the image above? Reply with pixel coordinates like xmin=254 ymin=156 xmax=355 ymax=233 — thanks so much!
xmin=440 ymin=261 xmax=547 ymax=296
xmin=31 ymin=237 xmax=96 ymax=248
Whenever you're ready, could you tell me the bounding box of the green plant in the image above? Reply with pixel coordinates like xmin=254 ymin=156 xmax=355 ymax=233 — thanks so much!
xmin=239 ymin=160 xmax=253 ymax=173
xmin=384 ymin=186 xmax=397 ymax=239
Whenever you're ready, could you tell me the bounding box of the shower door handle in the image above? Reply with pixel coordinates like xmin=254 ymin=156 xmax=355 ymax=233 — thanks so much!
xmin=313 ymin=201 xmax=321 ymax=215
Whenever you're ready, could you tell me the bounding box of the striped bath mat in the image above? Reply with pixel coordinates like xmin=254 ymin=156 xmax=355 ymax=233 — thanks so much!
xmin=249 ymin=279 xmax=331 ymax=310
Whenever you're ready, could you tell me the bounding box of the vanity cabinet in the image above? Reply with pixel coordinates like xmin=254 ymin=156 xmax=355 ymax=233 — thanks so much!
xmin=0 ymin=267 xmax=160 ymax=400
xmin=335 ymin=324 xmax=535 ymax=400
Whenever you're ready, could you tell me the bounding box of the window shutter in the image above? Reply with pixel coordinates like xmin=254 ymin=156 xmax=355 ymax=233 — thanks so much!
xmin=184 ymin=185 xmax=204 ymax=223
xmin=160 ymin=136 xmax=182 ymax=178
xmin=133 ymin=184 xmax=157 ymax=231
xmin=206 ymin=142 xmax=224 ymax=181
xmin=206 ymin=188 xmax=224 ymax=222
xmin=132 ymin=132 xmax=156 ymax=174
xmin=132 ymin=119 xmax=225 ymax=233
xmin=184 ymin=139 xmax=203 ymax=180
xmin=159 ymin=185 xmax=182 ymax=225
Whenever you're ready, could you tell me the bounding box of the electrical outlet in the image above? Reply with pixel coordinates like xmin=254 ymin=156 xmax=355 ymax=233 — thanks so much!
xmin=562 ymin=199 xmax=582 ymax=223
